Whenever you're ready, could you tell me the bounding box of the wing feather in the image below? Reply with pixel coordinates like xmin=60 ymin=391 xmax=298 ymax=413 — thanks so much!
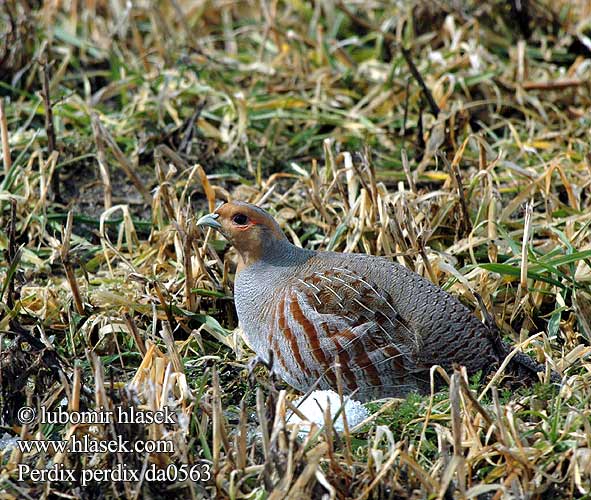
xmin=280 ymin=266 xmax=428 ymax=396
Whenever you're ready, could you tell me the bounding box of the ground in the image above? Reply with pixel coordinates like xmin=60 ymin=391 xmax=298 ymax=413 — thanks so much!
xmin=0 ymin=0 xmax=591 ymax=498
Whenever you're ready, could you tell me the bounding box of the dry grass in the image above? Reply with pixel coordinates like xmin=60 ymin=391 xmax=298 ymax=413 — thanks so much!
xmin=1 ymin=0 xmax=591 ymax=498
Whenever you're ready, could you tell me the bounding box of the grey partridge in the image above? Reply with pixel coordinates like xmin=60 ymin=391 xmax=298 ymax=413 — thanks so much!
xmin=197 ymin=201 xmax=550 ymax=401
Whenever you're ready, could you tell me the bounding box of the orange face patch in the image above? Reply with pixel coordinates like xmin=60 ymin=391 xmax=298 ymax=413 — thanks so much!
xmin=213 ymin=201 xmax=285 ymax=241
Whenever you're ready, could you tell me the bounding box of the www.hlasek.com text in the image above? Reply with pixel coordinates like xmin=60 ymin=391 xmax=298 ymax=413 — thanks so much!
xmin=17 ymin=433 xmax=174 ymax=454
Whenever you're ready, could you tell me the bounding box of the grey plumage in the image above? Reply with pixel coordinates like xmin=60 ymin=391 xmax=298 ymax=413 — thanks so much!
xmin=198 ymin=201 xmax=555 ymax=401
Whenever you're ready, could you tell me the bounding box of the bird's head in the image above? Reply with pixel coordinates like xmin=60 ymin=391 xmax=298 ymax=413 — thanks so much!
xmin=196 ymin=201 xmax=288 ymax=268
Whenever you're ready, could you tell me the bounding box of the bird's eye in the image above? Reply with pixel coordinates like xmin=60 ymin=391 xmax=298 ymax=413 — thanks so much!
xmin=232 ymin=213 xmax=248 ymax=225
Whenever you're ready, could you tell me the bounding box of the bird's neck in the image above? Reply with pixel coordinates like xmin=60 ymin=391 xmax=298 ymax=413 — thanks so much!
xmin=236 ymin=238 xmax=313 ymax=276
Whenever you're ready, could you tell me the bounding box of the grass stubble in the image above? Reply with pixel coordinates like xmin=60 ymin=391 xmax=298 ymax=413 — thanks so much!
xmin=1 ymin=0 xmax=591 ymax=498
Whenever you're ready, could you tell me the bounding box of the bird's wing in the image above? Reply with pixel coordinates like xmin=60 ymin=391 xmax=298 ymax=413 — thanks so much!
xmin=274 ymin=265 xmax=427 ymax=395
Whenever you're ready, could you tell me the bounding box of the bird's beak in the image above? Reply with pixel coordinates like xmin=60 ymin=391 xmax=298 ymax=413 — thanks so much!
xmin=196 ymin=212 xmax=222 ymax=230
